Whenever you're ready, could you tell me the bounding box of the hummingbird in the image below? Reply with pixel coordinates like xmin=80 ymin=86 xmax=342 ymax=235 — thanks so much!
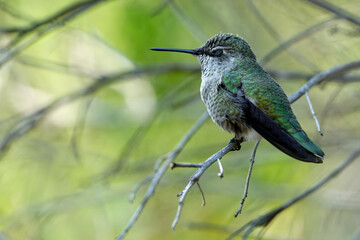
xmin=151 ymin=33 xmax=324 ymax=163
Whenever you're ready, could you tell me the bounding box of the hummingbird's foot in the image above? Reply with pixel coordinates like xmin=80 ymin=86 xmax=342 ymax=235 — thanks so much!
xmin=229 ymin=137 xmax=242 ymax=151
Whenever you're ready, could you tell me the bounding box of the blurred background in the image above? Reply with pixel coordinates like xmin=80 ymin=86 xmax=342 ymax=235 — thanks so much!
xmin=0 ymin=0 xmax=359 ymax=239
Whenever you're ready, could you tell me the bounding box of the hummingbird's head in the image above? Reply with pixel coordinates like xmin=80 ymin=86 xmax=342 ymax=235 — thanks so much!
xmin=150 ymin=33 xmax=256 ymax=75
xmin=193 ymin=33 xmax=257 ymax=74
xmin=195 ymin=33 xmax=256 ymax=61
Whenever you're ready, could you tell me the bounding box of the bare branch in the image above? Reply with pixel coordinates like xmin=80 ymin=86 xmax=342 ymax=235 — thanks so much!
xmin=0 ymin=0 xmax=108 ymax=67
xmin=116 ymin=112 xmax=209 ymax=240
xmin=306 ymin=0 xmax=360 ymax=27
xmin=289 ymin=60 xmax=360 ymax=103
xmin=260 ymin=17 xmax=338 ymax=66
xmin=0 ymin=64 xmax=200 ymax=159
xmin=235 ymin=140 xmax=260 ymax=217
xmin=226 ymin=148 xmax=360 ymax=240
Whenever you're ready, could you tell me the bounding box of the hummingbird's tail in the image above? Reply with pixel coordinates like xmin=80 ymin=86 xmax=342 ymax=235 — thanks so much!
xmin=245 ymin=101 xmax=324 ymax=163
xmin=292 ymin=131 xmax=324 ymax=162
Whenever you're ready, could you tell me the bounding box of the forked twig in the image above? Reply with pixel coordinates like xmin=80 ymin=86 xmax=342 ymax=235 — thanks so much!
xmin=305 ymin=91 xmax=323 ymax=135
xmin=172 ymin=139 xmax=236 ymax=229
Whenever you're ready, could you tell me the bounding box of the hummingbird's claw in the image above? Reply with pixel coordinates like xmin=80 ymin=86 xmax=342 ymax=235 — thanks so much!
xmin=229 ymin=137 xmax=242 ymax=151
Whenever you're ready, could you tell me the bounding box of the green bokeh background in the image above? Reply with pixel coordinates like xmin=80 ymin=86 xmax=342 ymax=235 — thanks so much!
xmin=0 ymin=0 xmax=359 ymax=239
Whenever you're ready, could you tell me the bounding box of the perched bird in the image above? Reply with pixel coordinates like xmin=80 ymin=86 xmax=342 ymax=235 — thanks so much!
xmin=151 ymin=33 xmax=324 ymax=163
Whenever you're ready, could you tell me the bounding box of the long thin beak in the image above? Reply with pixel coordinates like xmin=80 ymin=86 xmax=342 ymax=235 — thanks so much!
xmin=150 ymin=48 xmax=201 ymax=55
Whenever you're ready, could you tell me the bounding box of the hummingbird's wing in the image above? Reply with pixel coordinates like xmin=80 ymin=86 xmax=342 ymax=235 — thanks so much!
xmin=221 ymin=87 xmax=322 ymax=163
xmin=243 ymin=95 xmax=322 ymax=163
xmin=221 ymin=62 xmax=324 ymax=163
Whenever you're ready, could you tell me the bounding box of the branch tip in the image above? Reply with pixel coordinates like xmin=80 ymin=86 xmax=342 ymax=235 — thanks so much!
xmin=217 ymin=159 xmax=224 ymax=178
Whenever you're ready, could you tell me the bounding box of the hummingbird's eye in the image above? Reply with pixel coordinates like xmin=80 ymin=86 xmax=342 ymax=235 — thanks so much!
xmin=212 ymin=49 xmax=223 ymax=57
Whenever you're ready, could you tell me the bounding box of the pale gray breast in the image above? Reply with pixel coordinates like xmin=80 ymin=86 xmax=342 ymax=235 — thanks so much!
xmin=200 ymin=74 xmax=259 ymax=141
xmin=201 ymin=76 xmax=225 ymax=121
xmin=200 ymin=75 xmax=238 ymax=136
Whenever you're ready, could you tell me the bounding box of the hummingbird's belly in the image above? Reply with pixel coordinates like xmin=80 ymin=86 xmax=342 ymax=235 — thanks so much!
xmin=201 ymin=84 xmax=257 ymax=141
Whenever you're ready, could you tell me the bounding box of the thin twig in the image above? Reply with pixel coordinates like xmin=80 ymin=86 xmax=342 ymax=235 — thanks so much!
xmin=116 ymin=112 xmax=209 ymax=240
xmin=128 ymin=156 xmax=167 ymax=202
xmin=128 ymin=173 xmax=155 ymax=203
xmin=235 ymin=140 xmax=260 ymax=217
xmin=305 ymin=91 xmax=323 ymax=135
xmin=171 ymin=162 xmax=203 ymax=168
xmin=288 ymin=60 xmax=360 ymax=103
xmin=70 ymin=97 xmax=94 ymax=159
xmin=226 ymin=148 xmax=360 ymax=240
xmin=196 ymin=182 xmax=206 ymax=206
xmin=217 ymin=158 xmax=224 ymax=178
